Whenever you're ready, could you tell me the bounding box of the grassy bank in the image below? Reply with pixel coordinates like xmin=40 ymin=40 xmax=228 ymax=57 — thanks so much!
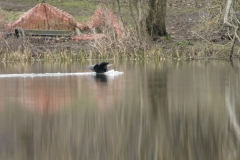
xmin=0 ymin=37 xmax=233 ymax=62
xmin=0 ymin=0 xmax=239 ymax=61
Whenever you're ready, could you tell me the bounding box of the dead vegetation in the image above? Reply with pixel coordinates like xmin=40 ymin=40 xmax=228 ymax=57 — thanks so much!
xmin=0 ymin=0 xmax=240 ymax=62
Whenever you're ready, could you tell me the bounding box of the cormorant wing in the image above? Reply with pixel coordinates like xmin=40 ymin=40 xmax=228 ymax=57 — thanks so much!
xmin=99 ymin=62 xmax=109 ymax=71
xmin=85 ymin=65 xmax=96 ymax=71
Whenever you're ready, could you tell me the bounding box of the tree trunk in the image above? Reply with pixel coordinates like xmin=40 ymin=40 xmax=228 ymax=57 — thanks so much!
xmin=146 ymin=0 xmax=167 ymax=37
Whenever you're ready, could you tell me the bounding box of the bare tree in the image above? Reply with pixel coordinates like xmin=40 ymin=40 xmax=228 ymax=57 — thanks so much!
xmin=224 ymin=0 xmax=240 ymax=59
xmin=146 ymin=0 xmax=167 ymax=38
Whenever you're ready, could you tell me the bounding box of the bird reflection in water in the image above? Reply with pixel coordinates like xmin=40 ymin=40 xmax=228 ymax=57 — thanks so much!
xmin=86 ymin=61 xmax=123 ymax=110
xmin=94 ymin=74 xmax=108 ymax=83
xmin=85 ymin=62 xmax=114 ymax=83
xmin=86 ymin=72 xmax=125 ymax=111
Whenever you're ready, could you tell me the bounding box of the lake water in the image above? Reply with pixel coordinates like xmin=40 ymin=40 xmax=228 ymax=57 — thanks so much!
xmin=0 ymin=60 xmax=240 ymax=160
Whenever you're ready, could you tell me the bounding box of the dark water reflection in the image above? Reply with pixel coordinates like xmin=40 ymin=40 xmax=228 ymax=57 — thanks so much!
xmin=0 ymin=60 xmax=240 ymax=160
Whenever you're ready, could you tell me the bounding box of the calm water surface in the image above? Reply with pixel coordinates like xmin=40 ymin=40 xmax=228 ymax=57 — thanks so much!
xmin=0 ymin=60 xmax=240 ymax=160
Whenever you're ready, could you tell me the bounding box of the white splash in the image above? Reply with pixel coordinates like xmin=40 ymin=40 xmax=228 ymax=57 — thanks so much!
xmin=0 ymin=70 xmax=123 ymax=78
xmin=101 ymin=70 xmax=124 ymax=76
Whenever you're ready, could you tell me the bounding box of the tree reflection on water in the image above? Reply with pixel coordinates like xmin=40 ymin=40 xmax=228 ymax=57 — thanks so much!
xmin=0 ymin=61 xmax=240 ymax=160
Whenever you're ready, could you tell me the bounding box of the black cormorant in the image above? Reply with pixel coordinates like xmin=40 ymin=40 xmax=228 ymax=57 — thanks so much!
xmin=86 ymin=62 xmax=112 ymax=73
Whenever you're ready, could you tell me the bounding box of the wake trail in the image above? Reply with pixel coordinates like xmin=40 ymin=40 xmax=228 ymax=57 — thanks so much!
xmin=0 ymin=70 xmax=123 ymax=78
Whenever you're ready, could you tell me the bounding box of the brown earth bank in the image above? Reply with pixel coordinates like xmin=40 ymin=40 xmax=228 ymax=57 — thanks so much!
xmin=0 ymin=0 xmax=239 ymax=60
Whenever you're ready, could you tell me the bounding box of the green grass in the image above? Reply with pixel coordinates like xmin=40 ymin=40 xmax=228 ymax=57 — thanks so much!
xmin=176 ymin=40 xmax=194 ymax=46
xmin=1 ymin=0 xmax=99 ymax=23
xmin=49 ymin=1 xmax=98 ymax=22
xmin=1 ymin=10 xmax=24 ymax=22
xmin=0 ymin=0 xmax=131 ymax=23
